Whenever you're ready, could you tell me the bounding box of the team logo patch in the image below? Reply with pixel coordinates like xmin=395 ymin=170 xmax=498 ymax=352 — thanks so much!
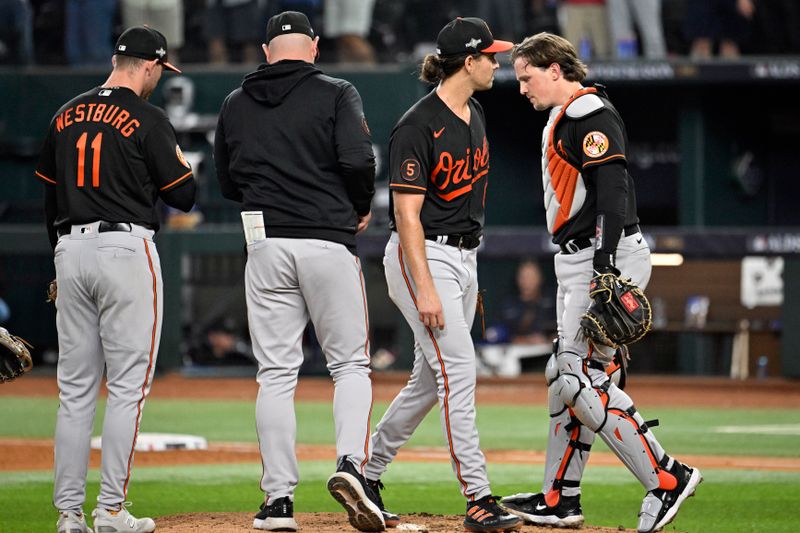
xmin=583 ymin=131 xmax=609 ymax=158
xmin=176 ymin=144 xmax=190 ymax=168
xmin=400 ymin=158 xmax=420 ymax=182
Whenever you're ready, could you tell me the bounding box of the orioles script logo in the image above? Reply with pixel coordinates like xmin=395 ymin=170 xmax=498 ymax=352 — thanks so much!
xmin=431 ymin=136 xmax=489 ymax=201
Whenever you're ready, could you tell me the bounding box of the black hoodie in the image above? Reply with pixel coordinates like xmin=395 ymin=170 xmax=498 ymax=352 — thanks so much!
xmin=214 ymin=60 xmax=376 ymax=251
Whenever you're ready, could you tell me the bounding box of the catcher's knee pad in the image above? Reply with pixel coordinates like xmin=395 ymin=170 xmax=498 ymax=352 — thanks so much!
xmin=548 ymin=351 xmax=607 ymax=431
xmin=596 ymin=384 xmax=673 ymax=491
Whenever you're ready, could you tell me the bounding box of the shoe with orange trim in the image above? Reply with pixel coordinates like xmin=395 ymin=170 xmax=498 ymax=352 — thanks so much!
xmin=464 ymin=495 xmax=522 ymax=532
xmin=57 ymin=510 xmax=92 ymax=533
xmin=91 ymin=503 xmax=155 ymax=533
xmin=637 ymin=460 xmax=702 ymax=533
xmin=500 ymin=492 xmax=584 ymax=528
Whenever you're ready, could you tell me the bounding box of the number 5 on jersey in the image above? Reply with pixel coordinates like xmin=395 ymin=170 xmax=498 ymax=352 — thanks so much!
xmin=76 ymin=132 xmax=103 ymax=188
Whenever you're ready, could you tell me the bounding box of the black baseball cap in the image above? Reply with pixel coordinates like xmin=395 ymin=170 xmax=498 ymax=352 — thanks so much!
xmin=436 ymin=17 xmax=513 ymax=57
xmin=266 ymin=11 xmax=315 ymax=44
xmin=114 ymin=26 xmax=181 ymax=73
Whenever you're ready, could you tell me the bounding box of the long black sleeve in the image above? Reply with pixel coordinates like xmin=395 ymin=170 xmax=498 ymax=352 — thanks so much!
xmin=590 ymin=161 xmax=627 ymax=268
xmin=334 ymin=84 xmax=375 ymax=216
xmin=214 ymin=99 xmax=243 ymax=202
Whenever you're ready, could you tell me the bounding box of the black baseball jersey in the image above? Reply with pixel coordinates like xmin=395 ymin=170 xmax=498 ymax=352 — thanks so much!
xmin=388 ymin=89 xmax=489 ymax=236
xmin=35 ymin=86 xmax=194 ymax=232
xmin=542 ymin=85 xmax=638 ymax=249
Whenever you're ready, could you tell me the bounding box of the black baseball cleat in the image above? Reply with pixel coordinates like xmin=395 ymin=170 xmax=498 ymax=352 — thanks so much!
xmin=253 ymin=496 xmax=298 ymax=531
xmin=366 ymin=478 xmax=401 ymax=527
xmin=500 ymin=492 xmax=584 ymax=528
xmin=637 ymin=460 xmax=702 ymax=533
xmin=327 ymin=456 xmax=386 ymax=531
xmin=464 ymin=494 xmax=522 ymax=532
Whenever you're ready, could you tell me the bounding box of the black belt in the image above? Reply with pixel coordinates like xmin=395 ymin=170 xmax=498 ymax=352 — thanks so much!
xmin=425 ymin=233 xmax=481 ymax=250
xmin=559 ymin=224 xmax=640 ymax=254
xmin=57 ymin=221 xmax=133 ymax=237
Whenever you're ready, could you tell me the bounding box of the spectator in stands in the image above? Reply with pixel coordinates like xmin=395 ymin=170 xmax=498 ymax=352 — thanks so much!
xmin=559 ymin=0 xmax=610 ymax=60
xmin=324 ymin=0 xmax=377 ymax=63
xmin=121 ymin=0 xmax=184 ymax=62
xmin=0 ymin=0 xmax=33 ymax=64
xmin=205 ymin=0 xmax=261 ymax=64
xmin=65 ymin=0 xmax=117 ymax=66
xmin=497 ymin=259 xmax=556 ymax=345
xmin=606 ymin=0 xmax=666 ymax=59
xmin=685 ymin=0 xmax=755 ymax=58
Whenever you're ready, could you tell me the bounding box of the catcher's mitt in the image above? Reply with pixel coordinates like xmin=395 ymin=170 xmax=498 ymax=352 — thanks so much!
xmin=580 ymin=272 xmax=652 ymax=349
xmin=0 ymin=327 xmax=33 ymax=383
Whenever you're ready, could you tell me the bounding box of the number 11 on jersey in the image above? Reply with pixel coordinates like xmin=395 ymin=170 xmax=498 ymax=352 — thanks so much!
xmin=76 ymin=132 xmax=102 ymax=188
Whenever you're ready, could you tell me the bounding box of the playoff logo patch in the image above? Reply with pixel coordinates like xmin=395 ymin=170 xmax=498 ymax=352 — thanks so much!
xmin=583 ymin=131 xmax=609 ymax=158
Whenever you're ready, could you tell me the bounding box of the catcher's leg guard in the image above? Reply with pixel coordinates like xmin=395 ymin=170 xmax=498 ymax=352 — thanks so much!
xmin=542 ymin=351 xmax=596 ymax=505
xmin=549 ymin=352 xmax=675 ymax=492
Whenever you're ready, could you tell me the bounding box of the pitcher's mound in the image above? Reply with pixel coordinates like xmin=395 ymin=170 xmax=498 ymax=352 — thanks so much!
xmin=155 ymin=512 xmax=635 ymax=532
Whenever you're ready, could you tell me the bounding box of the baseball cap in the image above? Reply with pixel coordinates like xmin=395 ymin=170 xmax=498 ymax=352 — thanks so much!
xmin=266 ymin=11 xmax=315 ymax=44
xmin=436 ymin=17 xmax=513 ymax=57
xmin=114 ymin=26 xmax=181 ymax=73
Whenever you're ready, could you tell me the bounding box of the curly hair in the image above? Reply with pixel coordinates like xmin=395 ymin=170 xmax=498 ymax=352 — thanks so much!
xmin=419 ymin=52 xmax=482 ymax=84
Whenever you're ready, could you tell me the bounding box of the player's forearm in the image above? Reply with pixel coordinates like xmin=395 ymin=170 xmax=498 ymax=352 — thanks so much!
xmin=394 ymin=213 xmax=435 ymax=293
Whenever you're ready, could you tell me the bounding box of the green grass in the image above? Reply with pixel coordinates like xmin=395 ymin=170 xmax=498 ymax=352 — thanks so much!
xmin=1 ymin=462 xmax=799 ymax=532
xmin=1 ymin=396 xmax=799 ymax=531
xmin=2 ymin=397 xmax=800 ymax=457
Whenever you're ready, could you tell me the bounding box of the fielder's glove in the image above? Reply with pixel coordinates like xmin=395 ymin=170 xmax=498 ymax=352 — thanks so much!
xmin=580 ymin=270 xmax=652 ymax=349
xmin=0 ymin=327 xmax=33 ymax=383
xmin=46 ymin=279 xmax=57 ymax=304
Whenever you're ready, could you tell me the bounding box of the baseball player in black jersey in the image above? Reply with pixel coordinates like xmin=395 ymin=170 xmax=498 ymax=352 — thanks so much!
xmin=35 ymin=26 xmax=196 ymax=533
xmin=361 ymin=18 xmax=521 ymax=533
xmin=214 ymin=11 xmax=382 ymax=533
xmin=500 ymin=33 xmax=701 ymax=533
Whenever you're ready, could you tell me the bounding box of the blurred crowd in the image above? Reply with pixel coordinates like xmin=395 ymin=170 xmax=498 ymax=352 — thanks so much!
xmin=0 ymin=0 xmax=798 ymax=66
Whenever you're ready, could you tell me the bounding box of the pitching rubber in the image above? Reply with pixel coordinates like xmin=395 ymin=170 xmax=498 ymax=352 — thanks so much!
xmin=327 ymin=471 xmax=386 ymax=532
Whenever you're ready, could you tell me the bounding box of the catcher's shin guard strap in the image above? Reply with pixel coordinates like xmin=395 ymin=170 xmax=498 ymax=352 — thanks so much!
xmin=596 ymin=395 xmax=673 ymax=490
xmin=543 ymin=408 xmax=594 ymax=499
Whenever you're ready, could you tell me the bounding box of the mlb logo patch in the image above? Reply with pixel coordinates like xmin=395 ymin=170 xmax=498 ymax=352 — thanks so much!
xmin=282 ymin=24 xmax=291 ymax=31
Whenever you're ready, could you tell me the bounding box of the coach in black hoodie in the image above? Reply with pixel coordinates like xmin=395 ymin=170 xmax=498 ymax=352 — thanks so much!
xmin=214 ymin=11 xmax=386 ymax=533
xmin=214 ymin=11 xmax=375 ymax=252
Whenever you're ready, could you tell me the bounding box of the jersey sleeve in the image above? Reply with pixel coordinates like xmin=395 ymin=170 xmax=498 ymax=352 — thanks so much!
xmin=142 ymin=118 xmax=194 ymax=193
xmin=575 ymin=110 xmax=626 ymax=170
xmin=34 ymin=124 xmax=57 ymax=185
xmin=388 ymin=124 xmax=431 ymax=195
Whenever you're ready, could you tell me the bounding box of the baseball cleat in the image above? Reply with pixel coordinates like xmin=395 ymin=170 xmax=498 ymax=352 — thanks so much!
xmin=57 ymin=510 xmax=93 ymax=533
xmin=464 ymin=495 xmax=522 ymax=532
xmin=366 ymin=478 xmax=401 ymax=527
xmin=253 ymin=496 xmax=298 ymax=531
xmin=500 ymin=492 xmax=584 ymax=528
xmin=637 ymin=461 xmax=702 ymax=533
xmin=91 ymin=504 xmax=155 ymax=533
xmin=328 ymin=456 xmax=386 ymax=532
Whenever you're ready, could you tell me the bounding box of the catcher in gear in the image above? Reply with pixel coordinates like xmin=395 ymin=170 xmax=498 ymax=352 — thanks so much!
xmin=0 ymin=327 xmax=33 ymax=383
xmin=502 ymin=33 xmax=701 ymax=533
